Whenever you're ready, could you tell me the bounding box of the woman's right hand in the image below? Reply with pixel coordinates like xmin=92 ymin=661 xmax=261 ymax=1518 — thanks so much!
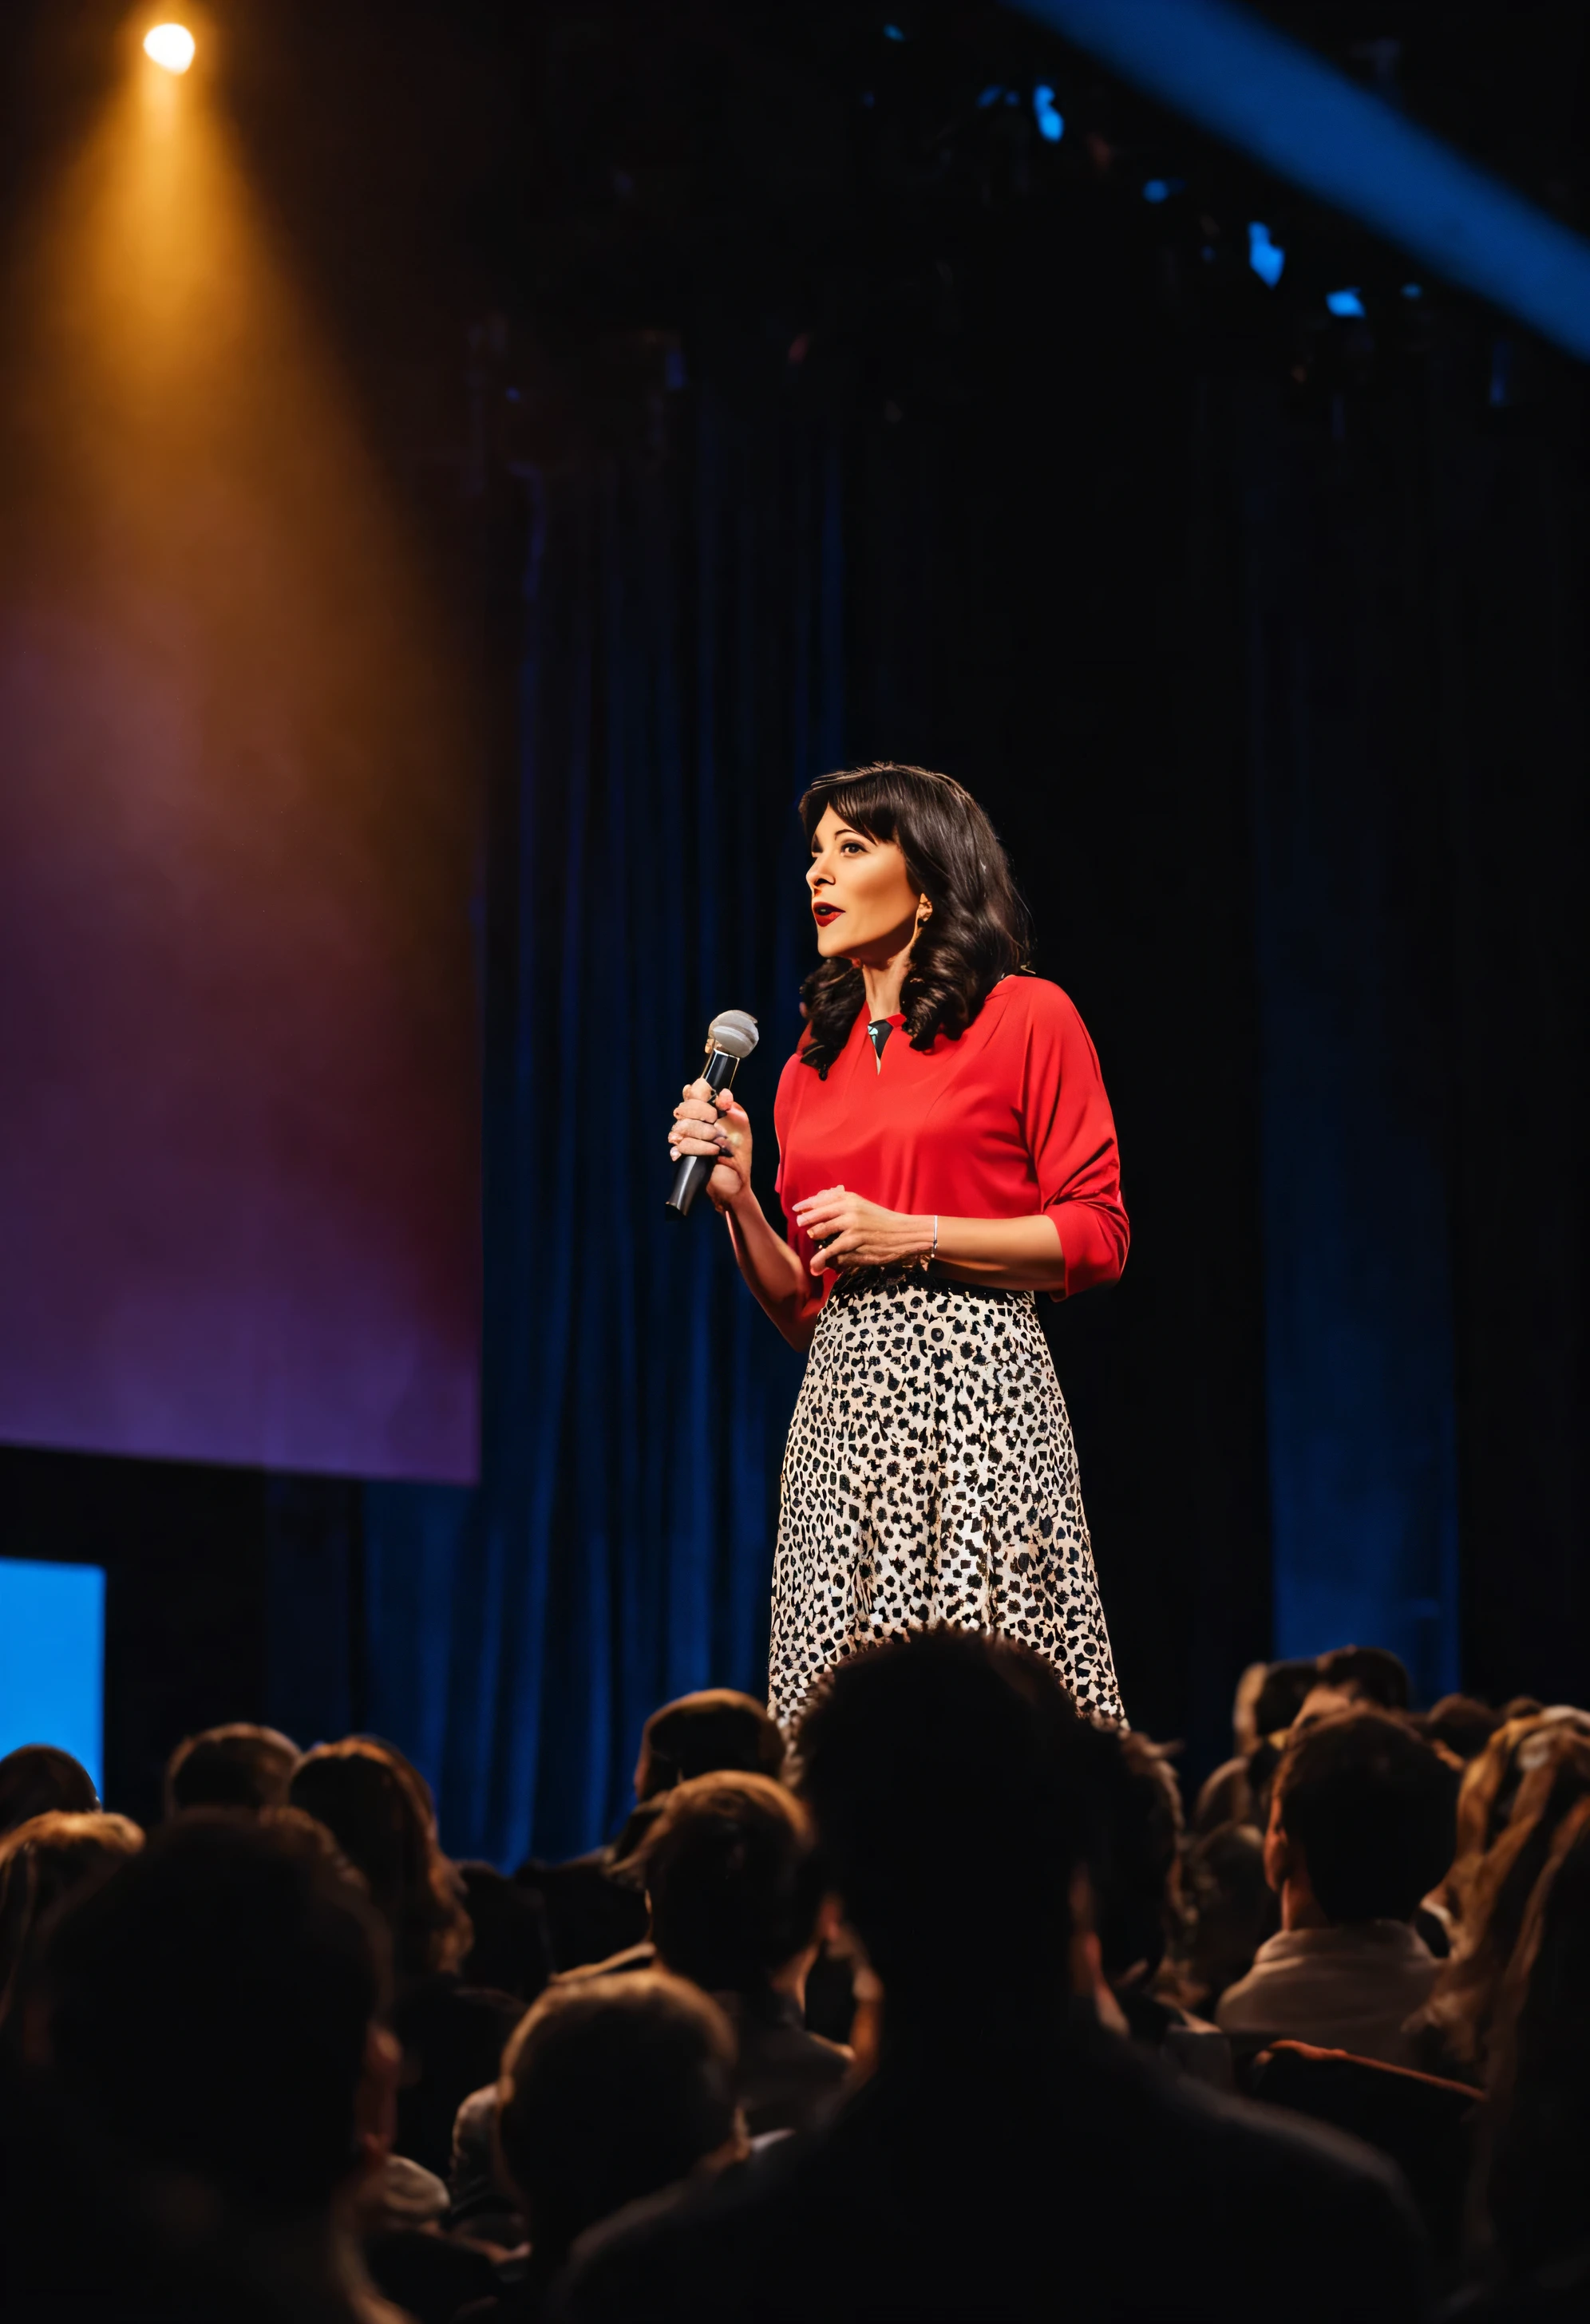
xmin=669 ymin=1078 xmax=754 ymax=1213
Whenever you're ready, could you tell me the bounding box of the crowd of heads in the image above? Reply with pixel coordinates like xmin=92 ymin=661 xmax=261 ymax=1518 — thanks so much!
xmin=2 ymin=1638 xmax=1588 ymax=2321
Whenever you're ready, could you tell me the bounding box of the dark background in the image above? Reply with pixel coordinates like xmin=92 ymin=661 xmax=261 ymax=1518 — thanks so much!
xmin=1 ymin=0 xmax=1585 ymax=1854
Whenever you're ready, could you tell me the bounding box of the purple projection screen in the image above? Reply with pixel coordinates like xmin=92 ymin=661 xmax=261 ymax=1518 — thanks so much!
xmin=0 ymin=65 xmax=481 ymax=1482
xmin=0 ymin=612 xmax=481 ymax=1482
xmin=0 ymin=604 xmax=481 ymax=1468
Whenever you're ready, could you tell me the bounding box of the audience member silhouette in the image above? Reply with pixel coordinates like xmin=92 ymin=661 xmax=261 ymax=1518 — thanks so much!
xmin=466 ymin=1974 xmax=742 ymax=2322
xmin=164 ymin=1721 xmax=300 ymax=1815
xmin=639 ymin=1770 xmax=849 ymax=2132
xmin=457 ymin=1860 xmax=556 ymax=2001
xmin=453 ymin=1769 xmax=846 ymax=2228
xmin=1473 ymin=1804 xmax=1590 ymax=2306
xmin=1311 ymin=1646 xmax=1413 ymax=1715
xmin=553 ymin=1630 xmax=1426 ymax=2323
xmin=1093 ymin=1729 xmax=1184 ymax=1986
xmin=1413 ymin=1723 xmax=1590 ymax=2084
xmin=1219 ymin=1709 xmax=1455 ymax=2065
xmin=1090 ymin=1729 xmax=1231 ymax=2085
xmin=0 ymin=1810 xmax=142 ymax=2035
xmin=1182 ymin=1818 xmax=1278 ymax=2010
xmin=1194 ymin=1652 xmax=1367 ymax=1836
xmin=6 ymin=1810 xmax=408 ymax=2324
xmin=518 ymin=1691 xmax=786 ymax=1974
xmin=1291 ymin=1649 xmax=1413 ymax=1741
xmin=0 ymin=1745 xmax=98 ymax=1836
xmin=291 ymin=1737 xmax=521 ymax=2179
xmin=1448 ymin=1709 xmax=1590 ymax=1887
xmin=1416 ymin=1697 xmax=1502 ymax=1767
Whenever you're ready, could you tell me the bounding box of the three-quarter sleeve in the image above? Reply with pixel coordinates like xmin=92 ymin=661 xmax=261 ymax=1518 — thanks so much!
xmin=1020 ymin=984 xmax=1130 ymax=1298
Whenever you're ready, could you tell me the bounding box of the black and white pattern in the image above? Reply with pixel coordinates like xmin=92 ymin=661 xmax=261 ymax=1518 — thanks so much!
xmin=770 ymin=1269 xmax=1123 ymax=1731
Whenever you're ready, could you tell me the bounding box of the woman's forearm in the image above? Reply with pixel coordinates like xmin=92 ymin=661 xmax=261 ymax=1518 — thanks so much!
xmin=786 ymin=1185 xmax=1071 ymax=1295
xmin=927 ymin=1213 xmax=1068 ymax=1293
xmin=726 ymin=1191 xmax=824 ymax=1351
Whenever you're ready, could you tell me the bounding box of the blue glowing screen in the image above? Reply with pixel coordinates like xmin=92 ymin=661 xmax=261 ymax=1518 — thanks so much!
xmin=1034 ymin=85 xmax=1065 ymax=142
xmin=1248 ymin=221 xmax=1285 ymax=285
xmin=0 ymin=1559 xmax=105 ymax=1793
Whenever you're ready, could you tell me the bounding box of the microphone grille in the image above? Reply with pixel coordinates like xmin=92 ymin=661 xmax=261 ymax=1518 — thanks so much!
xmin=707 ymin=1009 xmax=759 ymax=1059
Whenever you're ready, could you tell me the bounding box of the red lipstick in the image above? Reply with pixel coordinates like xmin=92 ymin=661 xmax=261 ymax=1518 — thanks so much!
xmin=812 ymin=903 xmax=842 ymax=923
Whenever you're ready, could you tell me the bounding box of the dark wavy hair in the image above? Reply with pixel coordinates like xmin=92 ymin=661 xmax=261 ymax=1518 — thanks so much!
xmin=798 ymin=763 xmax=1030 ymax=1075
xmin=290 ymin=1738 xmax=472 ymax=1982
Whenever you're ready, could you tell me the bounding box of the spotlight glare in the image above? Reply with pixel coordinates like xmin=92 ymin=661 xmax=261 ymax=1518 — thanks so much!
xmin=1326 ymin=287 xmax=1367 ymax=317
xmin=144 ymin=23 xmax=196 ymax=73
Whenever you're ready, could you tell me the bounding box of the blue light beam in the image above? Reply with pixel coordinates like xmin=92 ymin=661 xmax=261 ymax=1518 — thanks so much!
xmin=1010 ymin=0 xmax=1590 ymax=362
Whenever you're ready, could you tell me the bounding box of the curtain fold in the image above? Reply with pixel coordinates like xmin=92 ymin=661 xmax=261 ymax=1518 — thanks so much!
xmin=1235 ymin=377 xmax=1461 ymax=1704
xmin=365 ymin=392 xmax=838 ymax=1865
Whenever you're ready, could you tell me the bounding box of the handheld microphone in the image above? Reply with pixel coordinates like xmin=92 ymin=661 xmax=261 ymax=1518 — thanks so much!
xmin=666 ymin=1009 xmax=759 ymax=1218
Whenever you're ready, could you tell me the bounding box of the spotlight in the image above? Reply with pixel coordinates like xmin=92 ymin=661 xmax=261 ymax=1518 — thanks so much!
xmin=1326 ymin=287 xmax=1367 ymax=317
xmin=1033 ymin=85 xmax=1065 ymax=143
xmin=143 ymin=24 xmax=196 ymax=73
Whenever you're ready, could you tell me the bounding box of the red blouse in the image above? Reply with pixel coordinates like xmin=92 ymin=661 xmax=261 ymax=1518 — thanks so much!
xmin=772 ymin=975 xmax=1129 ymax=1300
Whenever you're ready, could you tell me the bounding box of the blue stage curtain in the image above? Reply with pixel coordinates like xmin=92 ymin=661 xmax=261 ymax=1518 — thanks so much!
xmin=361 ymin=393 xmax=839 ymax=1866
xmin=1227 ymin=381 xmax=1462 ymax=1704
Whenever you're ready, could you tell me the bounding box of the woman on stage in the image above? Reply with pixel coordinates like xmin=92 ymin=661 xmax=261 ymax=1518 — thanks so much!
xmin=668 ymin=762 xmax=1128 ymax=1731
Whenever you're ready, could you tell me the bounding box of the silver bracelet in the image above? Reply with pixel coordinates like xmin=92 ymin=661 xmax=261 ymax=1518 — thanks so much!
xmin=919 ymin=1215 xmax=939 ymax=1272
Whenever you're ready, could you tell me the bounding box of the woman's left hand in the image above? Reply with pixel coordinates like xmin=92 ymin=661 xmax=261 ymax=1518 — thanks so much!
xmin=790 ymin=1187 xmax=932 ymax=1275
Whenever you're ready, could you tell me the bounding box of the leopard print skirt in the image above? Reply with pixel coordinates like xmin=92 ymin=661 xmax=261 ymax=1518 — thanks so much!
xmin=769 ymin=1268 xmax=1123 ymax=1733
